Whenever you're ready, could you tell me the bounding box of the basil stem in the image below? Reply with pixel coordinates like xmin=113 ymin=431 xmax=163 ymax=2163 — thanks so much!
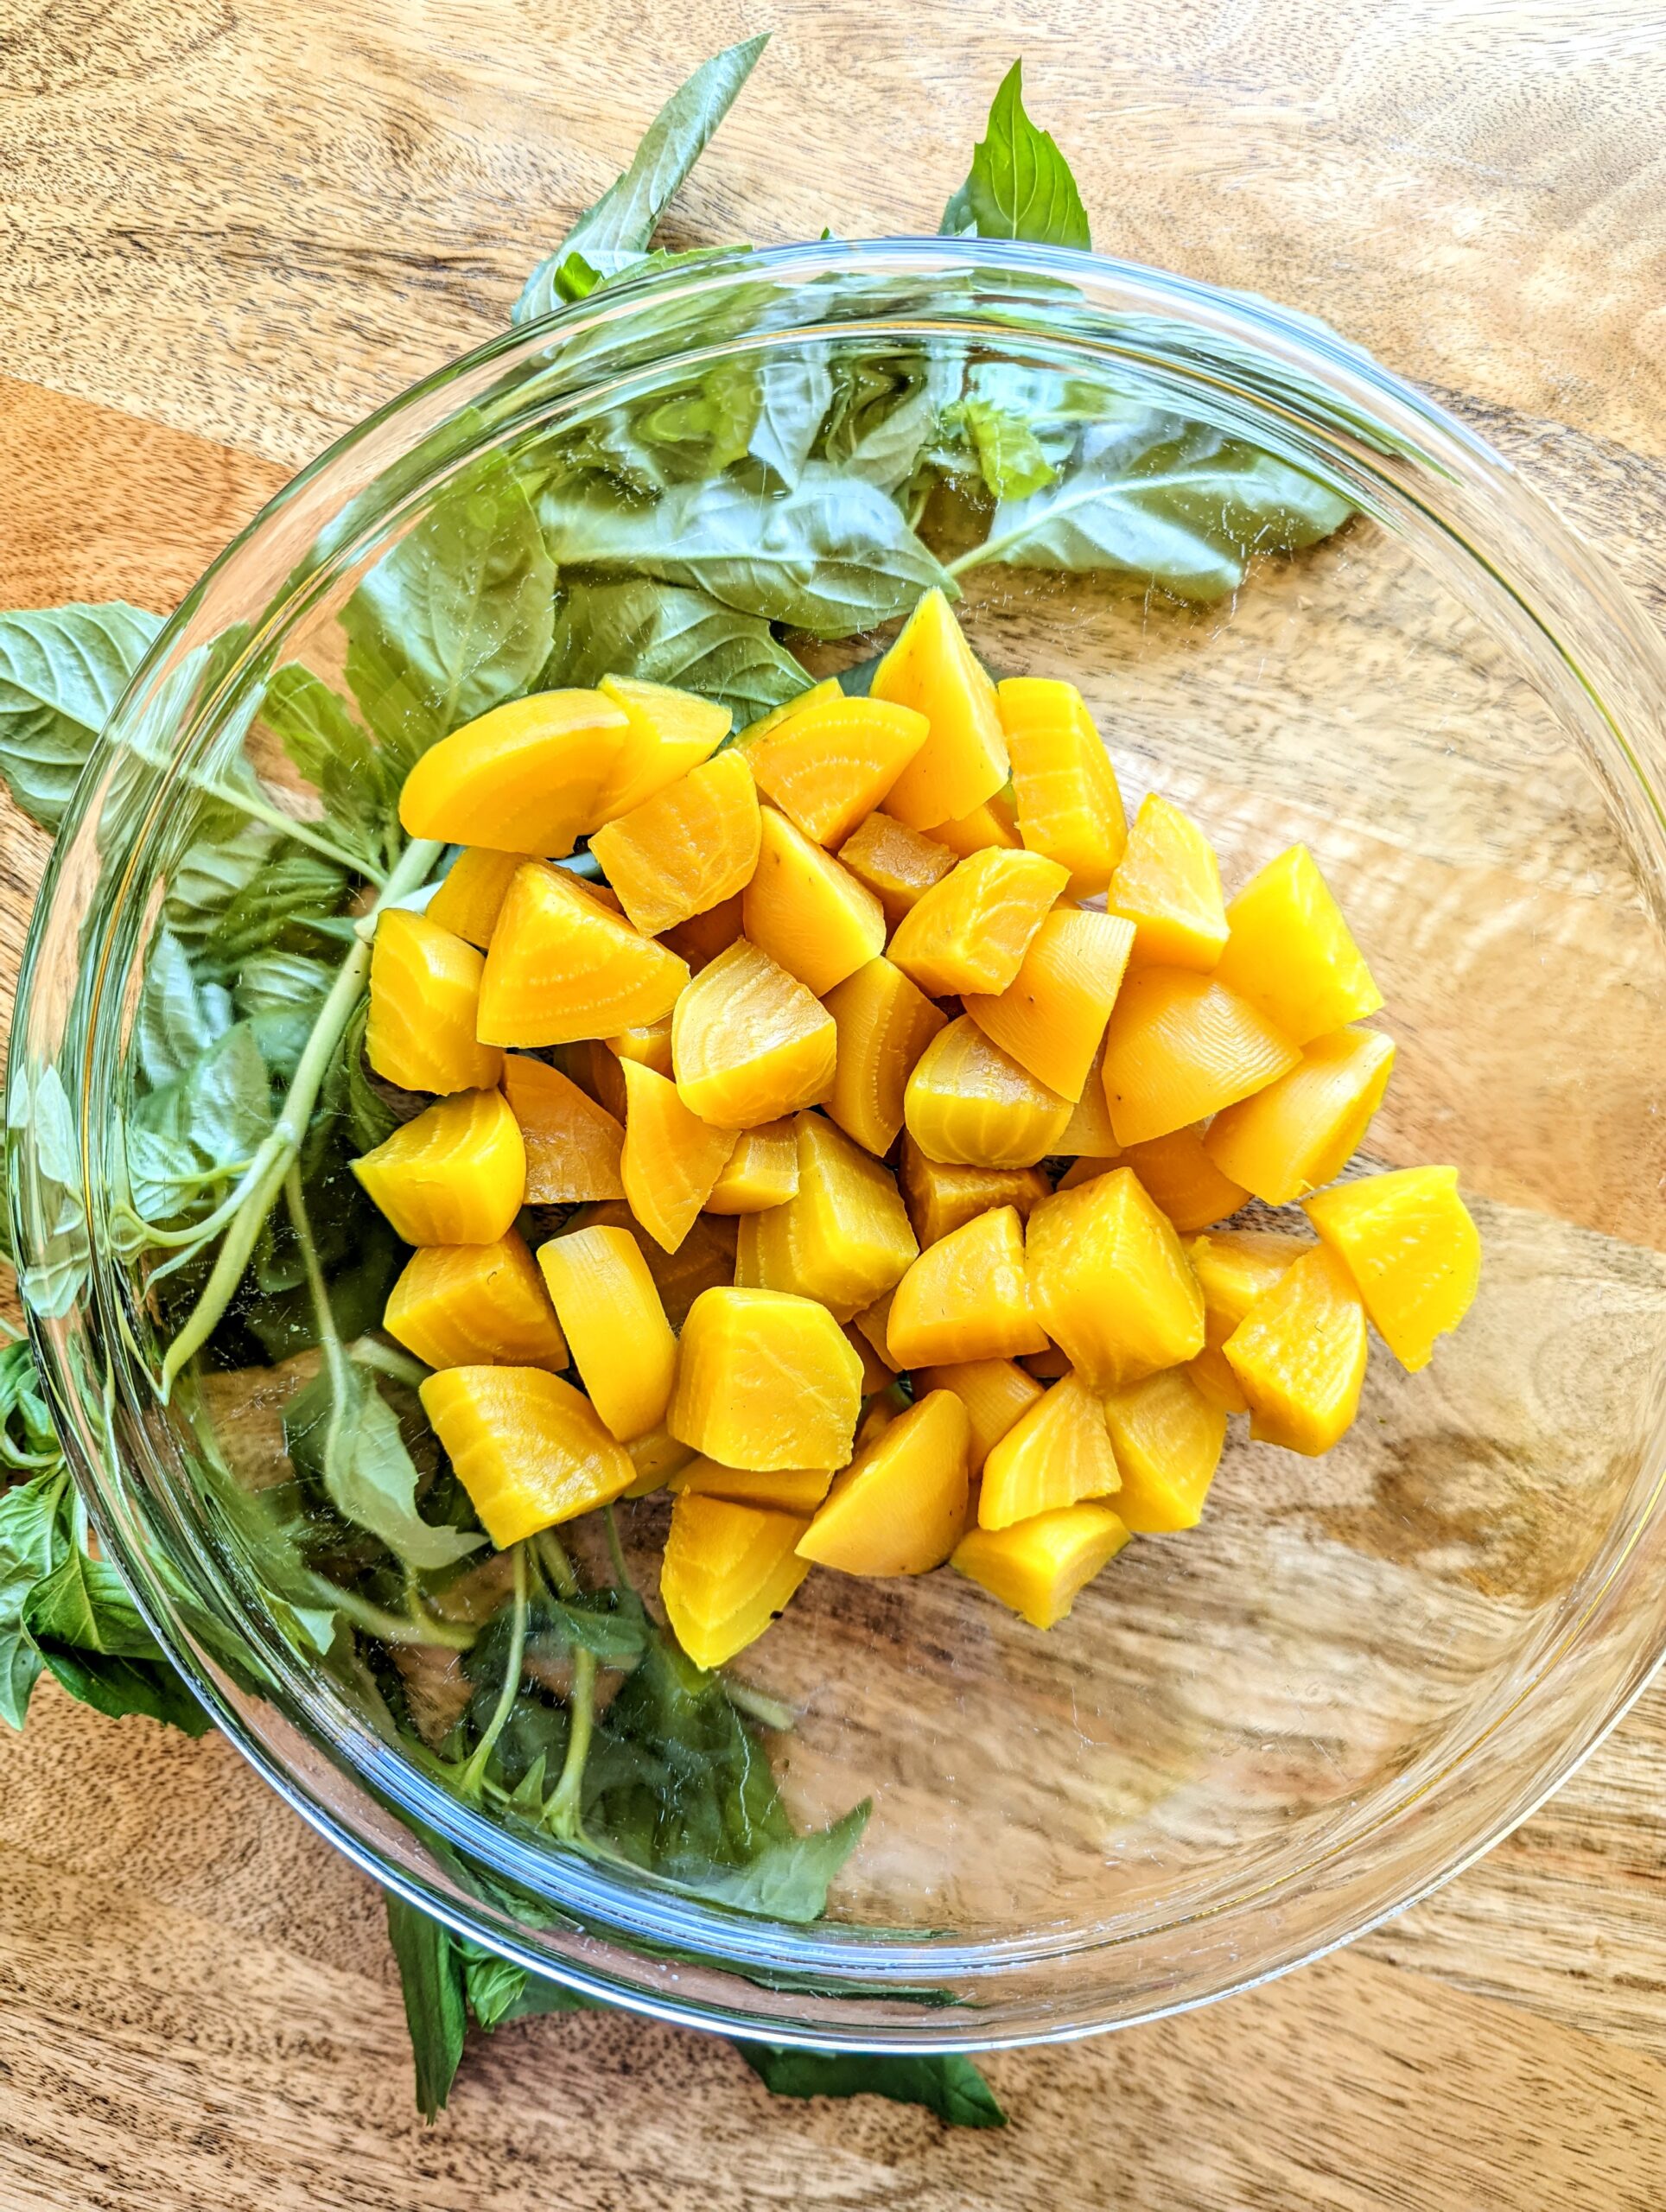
xmin=456 ymin=1543 xmax=529 ymax=1799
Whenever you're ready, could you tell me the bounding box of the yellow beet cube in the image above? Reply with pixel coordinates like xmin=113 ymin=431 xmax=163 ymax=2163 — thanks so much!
xmin=478 ymin=862 xmax=690 ymax=1047
xmin=1302 ymin=1166 xmax=1480 ymax=1372
xmin=870 ymin=588 xmax=1009 ymax=830
xmin=963 ymin=906 xmax=1135 ymax=1102
xmin=353 ymin=1086 xmax=525 ymax=1246
xmin=705 ymin=1118 xmax=801 ymax=1214
xmin=1213 ymin=843 xmax=1383 ymax=1046
xmin=419 ymin=1366 xmax=634 ymax=1548
xmin=952 ymin=1502 xmax=1129 ymax=1630
xmin=929 ymin=787 xmax=1024 ymax=856
xmin=659 ymin=1493 xmax=811 ymax=1670
xmin=384 ymin=1231 xmax=568 ymax=1371
xmin=836 ymin=811 xmax=957 ymax=925
xmin=566 ymin=1201 xmax=736 ymax=1332
xmin=595 ymin=674 xmax=731 ymax=820
xmin=1224 ymin=1244 xmax=1368 ymax=1455
xmin=588 ymin=748 xmax=761 ymax=938
xmin=912 ymin=1357 xmax=1045 ymax=1474
xmin=886 ymin=1205 xmax=1049 ymax=1367
xmin=398 ymin=690 xmax=628 ymax=857
xmin=734 ymin=679 xmax=842 ymax=747
xmin=619 ymin=1059 xmax=738 ymax=1254
xmin=605 ymin=1017 xmax=674 ymax=1076
xmin=662 ymin=891 xmax=746 ymax=971
xmin=998 ymin=676 xmax=1128 ymax=897
xmin=1054 ymin=1041 xmax=1119 ymax=1156
xmin=743 ymin=807 xmax=887 ymax=995
xmin=537 ymin=1224 xmax=678 ymax=1442
xmin=669 ymin=1457 xmax=836 ymax=1516
xmin=900 ymin=1137 xmax=1049 ymax=1249
xmin=1025 ymin=1166 xmax=1205 ymax=1389
xmin=823 ymin=957 xmax=948 ymax=1158
xmin=425 ymin=846 xmax=537 ymax=949
xmin=734 ymin=1114 xmax=917 ymax=1320
xmin=979 ymin=1371 xmax=1122 ymax=1530
xmin=1100 ymin=967 xmax=1300 ymax=1147
xmin=1205 ymin=1025 xmax=1395 ymax=1205
xmin=501 ymin=1052 xmax=625 ymax=1204
xmin=670 ymin=1287 xmax=862 ymax=1471
xmin=1186 ymin=1227 xmax=1309 ymax=1411
xmin=622 ymin=1420 xmax=696 ymax=1498
xmin=796 ymin=1389 xmax=971 ymax=1576
xmin=1122 ymin=1125 xmax=1249 ymax=1232
xmin=887 ymin=847 xmax=1070 ymax=998
xmin=1107 ymin=793 xmax=1229 ymax=970
xmin=367 ymin=909 xmax=503 ymax=1096
xmin=905 ymin=1015 xmax=1072 ymax=1170
xmin=671 ymin=937 xmax=837 ymax=1129
xmin=741 ymin=692 xmax=930 ymax=846
xmin=1101 ymin=1367 xmax=1227 ymax=1531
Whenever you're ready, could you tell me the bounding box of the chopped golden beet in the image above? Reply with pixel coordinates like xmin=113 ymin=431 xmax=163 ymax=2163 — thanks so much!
xmin=1204 ymin=1025 xmax=1395 ymax=1204
xmin=979 ymin=1370 xmax=1122 ymax=1530
xmin=669 ymin=1456 xmax=836 ymax=1516
xmin=743 ymin=808 xmax=887 ymax=994
xmin=887 ymin=847 xmax=1070 ymax=998
xmin=1303 ymin=1166 xmax=1480 ymax=1372
xmin=1025 ymin=1166 xmax=1204 ymax=1389
xmin=952 ymin=1503 xmax=1129 ymax=1629
xmin=671 ymin=938 xmax=837 ymax=1128
xmin=419 ymin=1366 xmax=633 ymax=1547
xmin=734 ymin=679 xmax=843 ymax=748
xmin=537 ymin=1224 xmax=677 ymax=1441
xmin=669 ymin=1287 xmax=862 ymax=1471
xmin=963 ymin=906 xmax=1134 ymax=1101
xmin=735 ymin=1114 xmax=917 ymax=1319
xmin=1122 ymin=1125 xmax=1249 ymax=1231
xmin=1224 ymin=1243 xmax=1368 ymax=1455
xmin=1213 ymin=843 xmax=1383 ymax=1046
xmin=588 ymin=749 xmax=761 ymax=938
xmin=368 ymin=910 xmax=502 ymax=1095
xmin=871 ymin=588 xmax=1008 ymax=829
xmin=567 ymin=1201 xmax=736 ymax=1332
xmin=353 ymin=1087 xmax=525 ymax=1246
xmin=904 ymin=1015 xmax=1071 ymax=1169
xmin=705 ymin=1118 xmax=801 ymax=1214
xmin=478 ymin=862 xmax=689 ymax=1047
xmin=851 ymin=1290 xmax=899 ymax=1373
xmin=1099 ymin=967 xmax=1300 ymax=1147
xmin=823 ymin=957 xmax=948 ymax=1157
xmin=661 ymin=892 xmax=745 ymax=970
xmin=595 ymin=674 xmax=730 ymax=819
xmin=622 ymin=1420 xmax=697 ymax=1497
xmin=619 ymin=1059 xmax=738 ymax=1253
xmin=836 ymin=811 xmax=957 ymax=925
xmin=501 ymin=1052 xmax=625 ymax=1204
xmin=1107 ymin=793 xmax=1229 ymax=969
xmin=886 ymin=1205 xmax=1049 ymax=1366
xmin=426 ymin=847 xmax=536 ymax=948
xmin=605 ymin=1017 xmax=674 ymax=1076
xmin=384 ymin=1231 xmax=568 ymax=1371
xmin=741 ymin=692 xmax=930 ymax=845
xmin=659 ymin=1493 xmax=811 ymax=1669
xmin=998 ymin=677 xmax=1127 ymax=896
xmin=1101 ymin=1368 xmax=1227 ymax=1531
xmin=929 ymin=787 xmax=1024 ymax=857
xmin=1053 ymin=1040 xmax=1120 ymax=1157
xmin=399 ymin=690 xmax=628 ymax=856
xmin=913 ymin=1357 xmax=1045 ymax=1473
xmin=1186 ymin=1227 xmax=1311 ymax=1412
xmin=796 ymin=1389 xmax=970 ymax=1575
xmin=900 ymin=1136 xmax=1049 ymax=1248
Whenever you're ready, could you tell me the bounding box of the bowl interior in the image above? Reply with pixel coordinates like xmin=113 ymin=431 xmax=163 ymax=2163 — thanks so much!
xmin=20 ymin=243 xmax=1666 ymax=2039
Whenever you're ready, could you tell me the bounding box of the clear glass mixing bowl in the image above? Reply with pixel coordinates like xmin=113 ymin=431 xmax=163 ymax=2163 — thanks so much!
xmin=14 ymin=239 xmax=1666 ymax=2049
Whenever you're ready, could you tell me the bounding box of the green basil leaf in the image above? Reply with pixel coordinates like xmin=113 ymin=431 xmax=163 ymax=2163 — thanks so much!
xmin=0 ymin=1352 xmax=67 ymax=1478
xmin=748 ymin=350 xmax=835 ymax=490
xmin=941 ymin=398 xmax=1058 ymax=500
xmin=818 ymin=355 xmax=964 ymax=497
xmin=525 ymin=1592 xmax=651 ymax=1669
xmin=342 ymin=459 xmax=556 ymax=776
xmin=22 ymin=1544 xmax=159 ymax=1658
xmin=950 ymin=60 xmax=1090 ymax=250
xmin=285 ymin=1363 xmax=482 ymax=1572
xmin=8 ymin=1063 xmax=89 ymax=1320
xmin=938 ymin=180 xmax=977 ymax=237
xmin=513 ymin=36 xmax=770 ymax=324
xmin=0 ymin=602 xmax=163 ymax=834
xmin=233 ymin=950 xmax=334 ymax=1081
xmin=134 ymin=929 xmax=235 ymax=1090
xmin=544 ymin=580 xmax=812 ymax=724
xmin=538 ymin=464 xmax=955 ymax=639
xmin=733 ymin=2045 xmax=1007 ymax=2128
xmin=0 ymin=1630 xmax=43 ymax=1732
xmin=163 ymin=818 xmax=283 ymax=944
xmin=34 ymin=1644 xmax=213 ymax=1736
xmin=675 ymin=1796 xmax=872 ymax=1922
xmin=128 ymin=1020 xmax=274 ymax=1229
xmin=261 ymin=665 xmax=397 ymax=874
xmin=201 ymin=849 xmax=349 ymax=971
xmin=385 ymin=1894 xmax=467 ymax=2120
xmin=458 ymin=1939 xmax=599 ymax=2030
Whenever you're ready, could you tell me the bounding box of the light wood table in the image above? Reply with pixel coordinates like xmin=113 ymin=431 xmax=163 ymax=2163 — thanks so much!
xmin=3 ymin=5 xmax=1666 ymax=2204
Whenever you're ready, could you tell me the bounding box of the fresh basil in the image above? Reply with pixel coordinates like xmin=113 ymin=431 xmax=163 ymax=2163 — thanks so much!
xmin=544 ymin=580 xmax=813 ymax=722
xmin=284 ymin=1362 xmax=483 ymax=1573
xmin=942 ymin=60 xmax=1090 ymax=250
xmin=22 ymin=1542 xmax=159 ymax=1657
xmin=126 ymin=1021 xmax=274 ymax=1231
xmin=133 ymin=930 xmax=234 ymax=1090
xmin=0 ymin=602 xmax=163 ymax=835
xmin=459 ymin=1938 xmax=599 ymax=2028
xmin=940 ymin=397 xmax=1059 ymax=500
xmin=385 ymin=1894 xmax=468 ymax=2121
xmin=8 ymin=1062 xmax=89 ymax=1320
xmin=748 ymin=349 xmax=835 ymax=490
xmin=734 ymin=2044 xmax=1007 ymax=2127
xmin=817 ymin=353 xmax=964 ymax=499
xmin=261 ymin=664 xmax=399 ymax=875
xmin=513 ymin=37 xmax=770 ymax=323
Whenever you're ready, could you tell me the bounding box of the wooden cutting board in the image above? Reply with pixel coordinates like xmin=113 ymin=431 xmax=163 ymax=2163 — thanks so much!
xmin=3 ymin=4 xmax=1666 ymax=2204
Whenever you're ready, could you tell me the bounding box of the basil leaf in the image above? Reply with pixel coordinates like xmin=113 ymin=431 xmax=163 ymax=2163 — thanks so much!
xmin=538 ymin=464 xmax=955 ymax=639
xmin=233 ymin=950 xmax=333 ymax=1081
xmin=22 ymin=1544 xmax=159 ymax=1658
xmin=733 ymin=2045 xmax=1007 ymax=2128
xmin=459 ymin=1939 xmax=598 ymax=2030
xmin=818 ymin=355 xmax=964 ymax=498
xmin=941 ymin=398 xmax=1058 ymax=500
xmin=341 ymin=459 xmax=556 ymax=776
xmin=677 ymin=1797 xmax=872 ymax=1922
xmin=525 ymin=1592 xmax=650 ymax=1669
xmin=385 ymin=1894 xmax=467 ymax=2121
xmin=261 ymin=665 xmax=397 ymax=874
xmin=0 ymin=602 xmax=163 ymax=834
xmin=545 ymin=580 xmax=812 ymax=724
xmin=513 ymin=36 xmax=770 ymax=324
xmin=748 ymin=350 xmax=835 ymax=490
xmin=9 ymin=1062 xmax=89 ymax=1320
xmin=163 ymin=818 xmax=283 ymax=944
xmin=201 ymin=849 xmax=349 ymax=972
xmin=134 ymin=930 xmax=234 ymax=1090
xmin=948 ymin=60 xmax=1090 ymax=250
xmin=128 ymin=1021 xmax=273 ymax=1229
xmin=938 ymin=180 xmax=977 ymax=238
xmin=35 ymin=1644 xmax=213 ymax=1735
xmin=285 ymin=1363 xmax=482 ymax=1572
xmin=0 ymin=1632 xmax=43 ymax=1732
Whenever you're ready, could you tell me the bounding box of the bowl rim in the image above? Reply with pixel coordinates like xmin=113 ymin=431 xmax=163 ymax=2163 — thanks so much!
xmin=16 ymin=233 xmax=1666 ymax=2047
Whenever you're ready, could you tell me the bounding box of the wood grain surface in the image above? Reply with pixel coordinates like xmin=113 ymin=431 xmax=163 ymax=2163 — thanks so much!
xmin=4 ymin=3 xmax=1666 ymax=2204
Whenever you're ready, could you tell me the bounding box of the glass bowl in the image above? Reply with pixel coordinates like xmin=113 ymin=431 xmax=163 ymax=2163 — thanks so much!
xmin=14 ymin=239 xmax=1666 ymax=2050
